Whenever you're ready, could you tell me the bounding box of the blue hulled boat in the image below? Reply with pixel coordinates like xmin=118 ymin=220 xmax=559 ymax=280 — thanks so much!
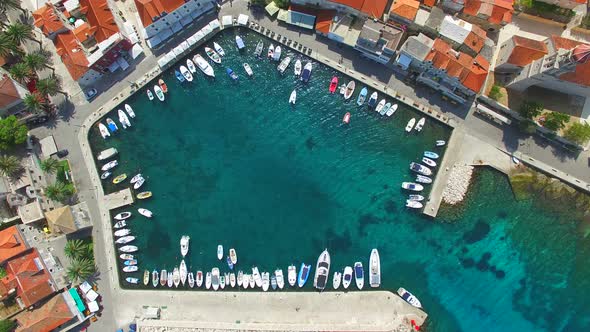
xmin=106 ymin=118 xmax=118 ymax=133
xmin=226 ymin=256 xmax=234 ymax=270
xmin=175 ymin=70 xmax=185 ymax=82
xmin=297 ymin=263 xmax=311 ymax=288
xmin=356 ymin=87 xmax=368 ymax=106
xmin=226 ymin=68 xmax=239 ymax=81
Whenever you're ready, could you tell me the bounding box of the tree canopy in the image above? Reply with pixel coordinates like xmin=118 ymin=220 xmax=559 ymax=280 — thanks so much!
xmin=0 ymin=116 xmax=28 ymax=151
xmin=564 ymin=122 xmax=590 ymax=145
xmin=543 ymin=112 xmax=570 ymax=131
xmin=518 ymin=101 xmax=543 ymax=120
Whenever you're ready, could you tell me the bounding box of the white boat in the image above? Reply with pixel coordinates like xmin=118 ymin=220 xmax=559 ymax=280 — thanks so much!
xmin=237 ymin=270 xmax=243 ymax=287
xmin=333 ymin=271 xmax=341 ymax=290
xmin=230 ymin=273 xmax=236 ymax=288
xmin=171 ymin=268 xmax=180 ymax=288
xmin=512 ymin=155 xmax=520 ymax=165
xmin=180 ymin=65 xmax=193 ymax=82
xmin=196 ymin=271 xmax=203 ymax=288
xmin=255 ymin=41 xmax=263 ymax=57
xmin=217 ymin=245 xmax=223 ymax=260
xmin=402 ymin=182 xmax=424 ymax=191
xmin=98 ymin=123 xmax=110 ymax=139
xmin=193 ymin=54 xmax=215 ymax=77
xmin=188 ymin=272 xmax=195 ymax=288
xmin=205 ymin=47 xmax=222 ymax=64
xmin=154 ymin=85 xmax=165 ymax=101
xmin=213 ymin=42 xmax=225 ymax=56
xmin=186 ymin=59 xmax=197 ymax=73
xmin=249 ymin=274 xmax=255 ymax=288
xmin=114 ymin=229 xmax=130 ymax=237
xmin=278 ymin=56 xmax=291 ymax=73
xmin=289 ymin=90 xmax=297 ymax=105
xmin=146 ymin=89 xmax=154 ymax=101
xmin=313 ymin=249 xmax=330 ymax=291
xmin=113 ymin=211 xmax=130 ymax=220
xmin=180 ymin=260 xmax=187 ymax=286
xmin=123 ymin=266 xmax=138 ymax=273
xmin=339 ymin=84 xmax=346 ymax=95
xmin=436 ymin=140 xmax=446 ymax=146
xmin=386 ymin=104 xmax=398 ymax=117
xmin=133 ymin=177 xmax=145 ymax=190
xmin=416 ymin=175 xmax=432 ymax=184
xmin=422 ymin=157 xmax=437 ymax=167
xmin=414 ymin=117 xmax=425 ymax=132
xmin=167 ymin=271 xmax=173 ymax=288
xmin=408 ymin=194 xmax=425 ymax=201
xmin=220 ymin=274 xmax=226 ymax=289
xmin=180 ymin=235 xmax=190 ymax=257
xmin=273 ymin=46 xmax=281 ymax=61
xmin=97 ymin=147 xmax=117 ymax=161
xmin=243 ymin=274 xmax=249 ymax=289
xmin=101 ymin=171 xmax=111 ymax=180
xmin=294 ymin=59 xmax=302 ymax=76
xmin=288 ymin=265 xmax=296 ymax=287
xmin=130 ymin=174 xmax=143 ymax=184
xmin=113 ymin=220 xmax=126 ymax=229
xmin=406 ymin=200 xmax=423 ymax=209
xmin=301 ymin=62 xmax=312 ymax=83
xmin=262 ymin=272 xmax=270 ymax=291
xmin=243 ymin=63 xmax=253 ymax=76
xmin=125 ymin=104 xmax=135 ymax=118
xmin=126 ymin=277 xmax=139 ymax=284
xmin=116 ymin=236 xmax=135 ymax=244
xmin=205 ymin=271 xmax=212 ymax=289
xmin=118 ymin=245 xmax=137 ymax=253
xmin=357 ymin=87 xmax=367 ymax=106
xmin=252 ymin=267 xmax=262 ymax=288
xmin=267 ymin=44 xmax=274 ymax=58
xmin=354 ymin=262 xmax=364 ymax=290
xmin=369 ymin=249 xmax=380 ymax=288
xmin=229 ymin=248 xmax=237 ymax=265
xmin=343 ymin=81 xmax=355 ymax=100
xmin=152 ymin=270 xmax=159 ymax=287
xmin=375 ymin=99 xmax=386 ymax=114
xmin=211 ymin=268 xmax=220 ymax=291
xmin=381 ymin=103 xmax=392 ymax=116
xmin=397 ymin=287 xmax=422 ymax=308
xmin=410 ymin=162 xmax=432 ymax=176
xmin=138 ymin=208 xmax=152 ymax=218
xmin=342 ymin=266 xmax=353 ymax=289
xmin=405 ymin=118 xmax=416 ymax=132
xmin=275 ymin=269 xmax=284 ymax=289
xmin=235 ymin=35 xmax=245 ymax=50
xmin=367 ymin=92 xmax=378 ymax=107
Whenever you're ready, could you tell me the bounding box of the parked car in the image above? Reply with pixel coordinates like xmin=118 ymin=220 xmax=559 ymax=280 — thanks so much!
xmin=56 ymin=149 xmax=69 ymax=158
xmin=84 ymin=88 xmax=98 ymax=101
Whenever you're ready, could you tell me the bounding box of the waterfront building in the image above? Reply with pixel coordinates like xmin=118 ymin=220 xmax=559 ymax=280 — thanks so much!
xmin=354 ymin=20 xmax=404 ymax=64
xmin=459 ymin=0 xmax=514 ymax=32
xmin=0 ymin=74 xmax=28 ymax=116
xmin=291 ymin=0 xmax=389 ymax=19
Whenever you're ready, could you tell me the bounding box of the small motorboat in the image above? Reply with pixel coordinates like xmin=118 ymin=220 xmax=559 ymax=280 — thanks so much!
xmin=113 ymin=173 xmax=127 ymax=184
xmin=329 ymin=76 xmax=338 ymax=94
xmin=273 ymin=46 xmax=282 ymax=61
xmin=416 ymin=175 xmax=432 ymax=184
xmin=357 ymin=87 xmax=368 ymax=106
xmin=249 ymin=274 xmax=255 ymax=288
xmin=242 ymin=274 xmax=249 ymax=289
xmin=226 ymin=67 xmax=238 ymax=81
xmin=217 ymin=245 xmax=223 ymax=260
xmin=243 ymin=63 xmax=253 ymax=76
xmin=160 ymin=269 xmax=167 ymax=287
xmin=344 ymin=81 xmax=355 ymax=100
xmin=114 ymin=211 xmax=131 ymax=220
xmin=133 ymin=177 xmax=145 ymax=189
xmin=254 ymin=41 xmax=263 ymax=57
xmin=424 ymin=151 xmax=440 ymax=159
xmin=226 ymin=256 xmax=234 ymax=270
xmin=158 ymin=79 xmax=168 ymax=93
xmin=130 ymin=174 xmax=142 ymax=184
xmin=405 ymin=118 xmax=416 ymax=132
xmin=408 ymin=194 xmax=425 ymax=201
xmin=333 ymin=271 xmax=341 ymax=290
xmin=422 ymin=157 xmax=437 ymax=167
xmin=402 ymin=182 xmax=424 ymax=191
xmin=180 ymin=65 xmax=193 ymax=82
xmin=138 ymin=208 xmax=153 ymax=218
xmin=262 ymin=272 xmax=270 ymax=291
xmin=406 ymin=200 xmax=423 ymax=209
xmin=196 ymin=271 xmax=203 ymax=288
xmin=180 ymin=260 xmax=188 ymax=286
xmin=206 ymin=271 xmax=212 ymax=290
xmin=220 ymin=274 xmax=226 ymax=289
xmin=252 ymin=267 xmax=262 ymax=288
xmin=313 ymin=249 xmax=330 ymax=291
xmin=167 ymin=271 xmax=173 ymax=288
xmin=229 ymin=248 xmax=237 ymax=265
xmin=301 ymin=62 xmax=312 ymax=83
xmin=101 ymin=160 xmax=118 ymax=171
xmin=380 ymin=102 xmax=391 ymax=116
xmin=119 ymin=254 xmax=133 ymax=260
xmin=298 ymin=263 xmax=311 ymax=288
xmin=205 ymin=47 xmax=222 ymax=64
xmin=369 ymin=249 xmax=381 ymax=288
xmin=175 ymin=69 xmax=185 ymax=83
xmin=125 ymin=259 xmax=138 ymax=266
xmin=118 ymin=245 xmax=138 ymax=253
xmin=235 ymin=35 xmax=245 ymax=50
xmin=146 ymin=89 xmax=154 ymax=101
xmin=275 ymin=269 xmax=284 ymax=289
xmin=194 ymin=54 xmax=215 ymax=77
xmin=106 ymin=118 xmax=118 ymax=133
xmin=230 ymin=273 xmax=236 ymax=288
xmin=342 ymin=112 xmax=351 ymax=124
xmin=339 ymin=84 xmax=346 ymax=95
xmin=125 ymin=104 xmax=135 ymax=118
xmin=188 ymin=272 xmax=195 ymax=288
xmin=288 ymin=265 xmax=296 ymax=287
xmin=342 ymin=266 xmax=353 ymax=289
xmin=414 ymin=117 xmax=425 ymax=132
xmin=212 ymin=268 xmax=220 ymax=291
xmin=97 ymin=148 xmax=117 ymax=161
xmin=375 ymin=99 xmax=386 ymax=114
xmin=289 ymin=90 xmax=297 ymax=105
xmin=512 ymin=155 xmax=520 ymax=165
xmin=126 ymin=277 xmax=139 ymax=284
xmin=436 ymin=140 xmax=446 ymax=146
xmin=173 ymin=267 xmax=180 ymax=288
xmin=123 ymin=266 xmax=138 ymax=273
xmin=214 ymin=42 xmax=225 ymax=56
xmin=271 ymin=274 xmax=277 ymax=290
xmin=101 ymin=171 xmax=111 ymax=180
xmin=294 ymin=59 xmax=302 ymax=76
xmin=267 ymin=44 xmax=274 ymax=59
xmin=116 ymin=236 xmax=135 ymax=244
xmin=98 ymin=123 xmax=110 ymax=139
xmin=237 ymin=271 xmax=244 ymax=287
xmin=152 ymin=270 xmax=159 ymax=287
xmin=354 ymin=262 xmax=364 ymax=290
xmin=114 ymin=229 xmax=131 ymax=237
xmin=180 ymin=235 xmax=190 ymax=257
xmin=186 ymin=59 xmax=197 ymax=73
xmin=278 ymin=56 xmax=291 ymax=73
xmin=410 ymin=162 xmax=432 ymax=176
xmin=397 ymin=287 xmax=422 ymax=308
xmin=154 ymin=85 xmax=165 ymax=101
xmin=136 ymin=191 xmax=152 ymax=200
xmin=386 ymin=104 xmax=398 ymax=117
xmin=367 ymin=91 xmax=378 ymax=107
xmin=114 ymin=220 xmax=126 ymax=229
xmin=118 ymin=109 xmax=131 ymax=129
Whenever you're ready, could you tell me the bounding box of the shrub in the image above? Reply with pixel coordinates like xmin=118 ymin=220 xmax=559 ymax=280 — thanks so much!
xmin=489 ymin=85 xmax=503 ymax=101
xmin=543 ymin=112 xmax=570 ymax=131
xmin=564 ymin=122 xmax=590 ymax=145
xmin=518 ymin=101 xmax=543 ymax=120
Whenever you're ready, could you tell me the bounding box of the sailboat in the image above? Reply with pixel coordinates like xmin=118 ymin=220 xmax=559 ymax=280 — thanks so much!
xmin=180 ymin=235 xmax=190 ymax=257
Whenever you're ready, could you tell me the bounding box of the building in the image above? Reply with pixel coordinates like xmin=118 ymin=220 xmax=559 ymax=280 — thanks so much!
xmin=388 ymin=0 xmax=420 ymax=24
xmin=291 ymin=0 xmax=389 ymax=19
xmin=0 ymin=74 xmax=28 ymax=116
xmin=441 ymin=0 xmax=466 ymax=13
xmin=14 ymin=292 xmax=78 ymax=332
xmin=460 ymin=0 xmax=514 ymax=32
xmin=395 ymin=33 xmax=436 ymax=72
xmin=354 ymin=20 xmax=404 ymax=64
xmin=535 ymin=0 xmax=586 ymax=10
xmin=495 ymin=35 xmax=549 ymax=73
xmin=44 ymin=203 xmax=92 ymax=236
xmin=0 ymin=226 xmax=28 ymax=264
xmin=134 ymin=0 xmax=215 ymax=49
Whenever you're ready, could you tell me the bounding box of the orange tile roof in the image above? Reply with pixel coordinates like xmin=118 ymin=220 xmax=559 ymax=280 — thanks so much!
xmin=54 ymin=32 xmax=89 ymax=81
xmin=1 ymin=249 xmax=54 ymax=307
xmin=134 ymin=0 xmax=186 ymax=28
xmin=463 ymin=25 xmax=486 ymax=53
xmin=551 ymin=35 xmax=583 ymax=50
xmin=15 ymin=294 xmax=74 ymax=332
xmin=0 ymin=226 xmax=27 ymax=263
xmin=32 ymin=5 xmax=65 ymax=37
xmin=72 ymin=22 xmax=97 ymax=43
xmin=79 ymin=0 xmax=119 ymax=43
xmin=315 ymin=10 xmax=334 ymax=34
xmin=360 ymin=0 xmax=388 ymax=18
xmin=390 ymin=0 xmax=420 ymax=21
xmin=463 ymin=0 xmax=513 ymax=25
xmin=422 ymin=0 xmax=437 ymax=6
xmin=507 ymin=36 xmax=548 ymax=67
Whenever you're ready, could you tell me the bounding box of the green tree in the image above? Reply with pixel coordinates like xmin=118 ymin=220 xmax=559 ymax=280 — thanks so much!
xmin=274 ymin=0 xmax=290 ymax=9
xmin=0 ymin=267 xmax=6 ymax=278
xmin=0 ymin=318 xmax=16 ymax=332
xmin=0 ymin=116 xmax=28 ymax=150
xmin=44 ymin=181 xmax=74 ymax=202
xmin=489 ymin=85 xmax=503 ymax=101
xmin=518 ymin=101 xmax=543 ymax=119
xmin=0 ymin=0 xmax=27 ymax=15
xmin=23 ymin=92 xmax=43 ymax=113
xmin=83 ymin=242 xmax=94 ymax=260
xmin=23 ymin=52 xmax=49 ymax=74
xmin=0 ymin=33 xmax=17 ymax=58
xmin=66 ymin=258 xmax=96 ymax=284
xmin=40 ymin=158 xmax=59 ymax=174
xmin=543 ymin=112 xmax=570 ymax=131
xmin=564 ymin=122 xmax=590 ymax=145
xmin=64 ymin=239 xmax=86 ymax=260
xmin=36 ymin=75 xmax=65 ymax=97
xmin=0 ymin=155 xmax=21 ymax=177
xmin=9 ymin=62 xmax=30 ymax=83
xmin=4 ymin=22 xmax=38 ymax=47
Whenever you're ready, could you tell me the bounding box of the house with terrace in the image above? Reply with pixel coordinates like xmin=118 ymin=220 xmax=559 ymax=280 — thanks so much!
xmin=354 ymin=20 xmax=404 ymax=65
xmin=459 ymin=0 xmax=514 ymax=32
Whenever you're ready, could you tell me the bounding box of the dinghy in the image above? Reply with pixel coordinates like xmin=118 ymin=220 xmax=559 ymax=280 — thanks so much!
xmin=416 ymin=175 xmax=432 ymax=184
xmin=101 ymin=160 xmax=118 ymax=171
xmin=357 ymin=87 xmax=368 ymax=105
xmin=133 ymin=177 xmax=145 ymax=189
xmin=414 ymin=117 xmax=425 ymax=132
xmin=386 ymin=104 xmax=398 ymax=117
xmin=101 ymin=171 xmax=111 ymax=180
xmin=424 ymin=151 xmax=440 ymax=159
xmin=235 ymin=35 xmax=245 ymax=50
xmin=243 ymin=63 xmax=253 ymax=76
xmin=180 ymin=260 xmax=187 ymax=286
xmin=406 ymin=200 xmax=423 ymax=209
xmin=114 ymin=220 xmax=126 ymax=229
xmin=278 ymin=56 xmax=291 ymax=73
xmin=242 ymin=274 xmax=249 ymax=289
xmin=252 ymin=267 xmax=262 ymax=288
xmin=273 ymin=46 xmax=281 ymax=61
xmin=167 ymin=271 xmax=173 ymax=288
xmin=354 ymin=262 xmax=364 ymax=290
xmin=329 ymin=76 xmax=338 ymax=93
xmin=217 ymin=245 xmax=223 ymax=260
xmin=160 ymin=269 xmax=167 ymax=287
xmin=288 ymin=265 xmax=296 ymax=287
xmin=196 ymin=271 xmax=203 ymax=288
xmin=410 ymin=162 xmax=432 ymax=176
xmin=126 ymin=277 xmax=139 ymax=284
xmin=275 ymin=269 xmax=285 ymax=289
xmin=99 ymin=123 xmax=110 ymax=139
xmin=402 ymin=182 xmax=424 ymax=191
xmin=114 ymin=229 xmax=130 ymax=237
xmin=193 ymin=54 xmax=215 ymax=77
xmin=106 ymin=118 xmax=118 ymax=133
xmin=301 ymin=62 xmax=312 ymax=83
xmin=186 ymin=59 xmax=197 ymax=73
xmin=180 ymin=65 xmax=193 ymax=82
xmin=205 ymin=47 xmax=222 ymax=64
xmin=138 ymin=208 xmax=152 ymax=218
xmin=436 ymin=140 xmax=446 ymax=146
xmin=289 ymin=90 xmax=297 ymax=105
xmin=136 ymin=191 xmax=152 ymax=199
xmin=369 ymin=248 xmax=381 ymax=288
xmin=175 ymin=70 xmax=185 ymax=83
xmin=180 ymin=235 xmax=190 ymax=257
xmin=422 ymin=157 xmax=437 ymax=167
xmin=229 ymin=248 xmax=237 ymax=265
xmin=298 ymin=263 xmax=310 ymax=288
xmin=343 ymin=81 xmax=355 ymax=100
xmin=123 ymin=266 xmax=138 ymax=273
xmin=408 ymin=194 xmax=425 ymax=201
xmin=230 ymin=273 xmax=236 ymax=288
xmin=226 ymin=67 xmax=238 ymax=81
xmin=114 ymin=211 xmax=131 ymax=220
xmin=118 ymin=245 xmax=137 ymax=253
xmin=380 ymin=102 xmax=391 ymax=116
xmin=342 ymin=112 xmax=351 ymax=124
xmin=375 ymin=99 xmax=386 ymax=114
xmin=405 ymin=118 xmax=416 ymax=132
xmin=367 ymin=91 xmax=378 ymax=107
xmin=116 ymin=236 xmax=135 ymax=244
xmin=342 ymin=266 xmax=353 ymax=289
xmin=267 ymin=44 xmax=274 ymax=59
xmin=249 ymin=275 xmax=255 ymax=288
xmin=158 ymin=79 xmax=168 ymax=93
xmin=173 ymin=267 xmax=180 ymax=288
xmin=146 ymin=89 xmax=154 ymax=101
xmin=154 ymin=85 xmax=165 ymax=101
xmin=125 ymin=104 xmax=135 ymax=118
xmin=398 ymin=287 xmax=422 ymax=308
xmin=206 ymin=271 xmax=211 ymax=289
xmin=214 ymin=42 xmax=225 ymax=56
xmin=262 ymin=272 xmax=270 ymax=291
xmin=332 ymin=271 xmax=341 ymax=289
xmin=294 ymin=59 xmax=302 ymax=76
xmin=118 ymin=109 xmax=131 ymax=129
xmin=313 ymin=249 xmax=330 ymax=291
xmin=237 ymin=271 xmax=243 ymax=287
xmin=254 ymin=41 xmax=264 ymax=57
xmin=130 ymin=174 xmax=142 ymax=184
xmin=119 ymin=253 xmax=133 ymax=260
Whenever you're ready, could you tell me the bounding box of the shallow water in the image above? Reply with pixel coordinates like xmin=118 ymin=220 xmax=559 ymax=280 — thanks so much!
xmin=89 ymin=29 xmax=590 ymax=332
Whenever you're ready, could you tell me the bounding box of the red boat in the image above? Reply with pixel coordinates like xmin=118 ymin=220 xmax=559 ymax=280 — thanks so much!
xmin=342 ymin=112 xmax=351 ymax=124
xmin=329 ymin=76 xmax=338 ymax=94
xmin=158 ymin=79 xmax=168 ymax=93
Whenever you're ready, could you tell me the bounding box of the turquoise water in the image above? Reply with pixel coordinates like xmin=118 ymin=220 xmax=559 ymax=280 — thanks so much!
xmin=89 ymin=29 xmax=590 ymax=332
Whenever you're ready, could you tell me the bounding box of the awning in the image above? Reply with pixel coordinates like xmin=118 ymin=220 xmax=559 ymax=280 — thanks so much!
xmin=208 ymin=19 xmax=221 ymax=30
xmin=39 ymin=136 xmax=57 ymax=158
xmin=201 ymin=25 xmax=212 ymax=35
xmin=129 ymin=44 xmax=144 ymax=59
xmin=173 ymin=45 xmax=185 ymax=57
xmin=187 ymin=36 xmax=197 ymax=46
xmin=87 ymin=301 xmax=99 ymax=313
xmin=396 ymin=53 xmax=412 ymax=71
xmin=222 ymin=15 xmax=233 ymax=27
xmin=116 ymin=57 xmax=129 ymax=71
xmin=167 ymin=50 xmax=177 ymax=59
xmin=85 ymin=289 xmax=99 ymax=302
xmin=180 ymin=41 xmax=190 ymax=51
xmin=193 ymin=31 xmax=204 ymax=41
xmin=265 ymin=1 xmax=280 ymax=16
xmin=238 ymin=14 xmax=249 ymax=25
xmin=157 ymin=57 xmax=169 ymax=68
xmin=79 ymin=281 xmax=92 ymax=294
xmin=68 ymin=288 xmax=86 ymax=313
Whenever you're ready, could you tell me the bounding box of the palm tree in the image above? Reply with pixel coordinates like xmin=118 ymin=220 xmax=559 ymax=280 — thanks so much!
xmin=44 ymin=181 xmax=74 ymax=202
xmin=0 ymin=33 xmax=17 ymax=58
xmin=23 ymin=52 xmax=49 ymax=74
xmin=0 ymin=155 xmax=21 ymax=177
xmin=0 ymin=0 xmax=27 ymax=16
xmin=23 ymin=93 xmax=42 ymax=113
xmin=4 ymin=22 xmax=38 ymax=47
xmin=40 ymin=158 xmax=59 ymax=174
xmin=64 ymin=239 xmax=86 ymax=260
xmin=83 ymin=242 xmax=93 ymax=260
xmin=36 ymin=76 xmax=66 ymax=97
xmin=66 ymin=258 xmax=96 ymax=284
xmin=9 ymin=62 xmax=31 ymax=84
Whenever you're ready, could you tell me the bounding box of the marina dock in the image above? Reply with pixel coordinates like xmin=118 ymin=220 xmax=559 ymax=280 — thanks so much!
xmin=104 ymin=188 xmax=134 ymax=210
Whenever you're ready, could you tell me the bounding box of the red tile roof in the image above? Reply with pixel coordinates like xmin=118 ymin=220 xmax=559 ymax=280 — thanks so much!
xmin=72 ymin=22 xmax=97 ymax=43
xmin=134 ymin=0 xmax=186 ymax=28
xmin=463 ymin=0 xmax=514 ymax=25
xmin=0 ymin=226 xmax=27 ymax=263
xmin=15 ymin=293 xmax=74 ymax=332
xmin=463 ymin=25 xmax=486 ymax=53
xmin=360 ymin=0 xmax=388 ymax=18
xmin=506 ymin=36 xmax=548 ymax=67
xmin=561 ymin=60 xmax=590 ymax=86
xmin=79 ymin=0 xmax=119 ymax=43
xmin=32 ymin=4 xmax=65 ymax=37
xmin=0 ymin=249 xmax=54 ymax=308
xmin=551 ymin=35 xmax=583 ymax=50
xmin=54 ymin=32 xmax=89 ymax=81
xmin=422 ymin=0 xmax=437 ymax=6
xmin=390 ymin=0 xmax=420 ymax=21
xmin=315 ymin=10 xmax=334 ymax=34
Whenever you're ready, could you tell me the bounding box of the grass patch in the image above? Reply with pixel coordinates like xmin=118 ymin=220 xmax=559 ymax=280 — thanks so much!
xmin=56 ymin=160 xmax=71 ymax=184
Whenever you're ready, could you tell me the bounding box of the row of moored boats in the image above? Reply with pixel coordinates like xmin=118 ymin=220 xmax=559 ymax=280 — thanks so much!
xmin=98 ymin=104 xmax=136 ymax=139
xmin=401 ymin=142 xmax=446 ymax=209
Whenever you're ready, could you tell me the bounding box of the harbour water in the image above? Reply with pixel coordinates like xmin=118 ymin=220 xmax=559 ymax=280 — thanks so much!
xmin=89 ymin=29 xmax=590 ymax=332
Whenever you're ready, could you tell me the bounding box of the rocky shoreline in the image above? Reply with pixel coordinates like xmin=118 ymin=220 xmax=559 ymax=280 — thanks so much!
xmin=441 ymin=164 xmax=474 ymax=205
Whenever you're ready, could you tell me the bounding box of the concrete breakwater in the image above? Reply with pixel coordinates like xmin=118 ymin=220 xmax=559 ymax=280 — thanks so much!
xmin=442 ymin=164 xmax=474 ymax=205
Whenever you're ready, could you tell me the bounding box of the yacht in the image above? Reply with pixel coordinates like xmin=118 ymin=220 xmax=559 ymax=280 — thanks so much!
xmin=313 ymin=249 xmax=330 ymax=291
xmin=369 ymin=249 xmax=381 ymax=288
